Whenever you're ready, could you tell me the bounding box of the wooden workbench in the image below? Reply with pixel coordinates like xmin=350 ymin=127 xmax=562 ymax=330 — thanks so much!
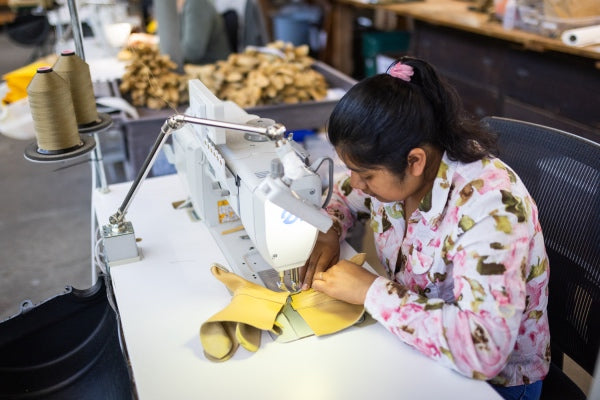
xmin=323 ymin=0 xmax=600 ymax=142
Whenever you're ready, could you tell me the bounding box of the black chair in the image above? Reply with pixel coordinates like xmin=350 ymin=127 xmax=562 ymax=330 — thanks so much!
xmin=482 ymin=116 xmax=600 ymax=399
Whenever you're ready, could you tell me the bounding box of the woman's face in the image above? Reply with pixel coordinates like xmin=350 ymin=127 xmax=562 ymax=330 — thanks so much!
xmin=343 ymin=157 xmax=417 ymax=203
xmin=339 ymin=146 xmax=439 ymax=206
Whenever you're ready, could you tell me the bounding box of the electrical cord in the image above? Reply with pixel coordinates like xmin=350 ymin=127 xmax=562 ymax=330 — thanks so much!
xmin=310 ymin=156 xmax=335 ymax=208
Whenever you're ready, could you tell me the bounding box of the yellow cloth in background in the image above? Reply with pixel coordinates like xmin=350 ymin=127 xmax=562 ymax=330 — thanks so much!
xmin=2 ymin=55 xmax=57 ymax=104
xmin=199 ymin=253 xmax=367 ymax=362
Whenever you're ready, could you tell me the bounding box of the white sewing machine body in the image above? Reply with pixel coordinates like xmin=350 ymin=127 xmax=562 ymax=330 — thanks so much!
xmin=165 ymin=80 xmax=330 ymax=290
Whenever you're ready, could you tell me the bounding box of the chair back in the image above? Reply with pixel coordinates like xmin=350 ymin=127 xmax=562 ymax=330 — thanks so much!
xmin=481 ymin=116 xmax=600 ymax=375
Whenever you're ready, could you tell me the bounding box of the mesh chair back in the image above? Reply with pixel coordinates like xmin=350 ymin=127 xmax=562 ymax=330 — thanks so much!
xmin=482 ymin=116 xmax=600 ymax=375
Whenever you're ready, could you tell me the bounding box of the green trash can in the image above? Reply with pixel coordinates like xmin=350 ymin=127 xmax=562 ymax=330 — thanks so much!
xmin=362 ymin=31 xmax=411 ymax=77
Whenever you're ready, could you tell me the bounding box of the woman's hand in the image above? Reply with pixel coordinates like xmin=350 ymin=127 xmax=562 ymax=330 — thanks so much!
xmin=300 ymin=227 xmax=341 ymax=290
xmin=312 ymin=260 xmax=378 ymax=305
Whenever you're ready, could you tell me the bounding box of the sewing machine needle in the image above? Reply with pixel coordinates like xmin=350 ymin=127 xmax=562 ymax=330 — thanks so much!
xmin=278 ymin=271 xmax=287 ymax=292
xmin=290 ymin=267 xmax=299 ymax=292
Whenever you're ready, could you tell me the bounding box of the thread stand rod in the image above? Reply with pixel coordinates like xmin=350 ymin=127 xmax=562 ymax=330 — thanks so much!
xmin=66 ymin=0 xmax=85 ymax=61
xmin=66 ymin=0 xmax=109 ymax=195
xmin=65 ymin=0 xmax=110 ymax=285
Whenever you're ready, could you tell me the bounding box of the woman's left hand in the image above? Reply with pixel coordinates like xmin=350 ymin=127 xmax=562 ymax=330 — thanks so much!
xmin=312 ymin=260 xmax=378 ymax=305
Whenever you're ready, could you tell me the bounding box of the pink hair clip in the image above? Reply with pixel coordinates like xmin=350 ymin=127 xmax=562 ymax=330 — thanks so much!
xmin=388 ymin=62 xmax=414 ymax=82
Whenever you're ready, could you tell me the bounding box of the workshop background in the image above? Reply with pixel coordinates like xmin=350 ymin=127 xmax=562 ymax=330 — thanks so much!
xmin=0 ymin=0 xmax=597 ymax=397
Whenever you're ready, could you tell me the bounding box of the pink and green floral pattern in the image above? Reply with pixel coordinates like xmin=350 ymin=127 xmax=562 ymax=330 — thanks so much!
xmin=325 ymin=153 xmax=550 ymax=386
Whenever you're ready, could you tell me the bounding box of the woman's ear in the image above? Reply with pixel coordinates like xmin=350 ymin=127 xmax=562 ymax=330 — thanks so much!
xmin=406 ymin=148 xmax=427 ymax=177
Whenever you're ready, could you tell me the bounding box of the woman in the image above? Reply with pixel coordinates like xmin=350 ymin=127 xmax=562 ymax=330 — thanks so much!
xmin=301 ymin=57 xmax=550 ymax=400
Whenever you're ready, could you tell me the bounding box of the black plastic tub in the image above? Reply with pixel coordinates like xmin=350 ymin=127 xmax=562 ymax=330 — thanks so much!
xmin=0 ymin=276 xmax=133 ymax=400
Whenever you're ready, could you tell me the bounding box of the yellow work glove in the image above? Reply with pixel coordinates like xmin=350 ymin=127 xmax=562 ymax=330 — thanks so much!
xmin=200 ymin=253 xmax=367 ymax=361
xmin=199 ymin=264 xmax=288 ymax=362
xmin=289 ymin=253 xmax=366 ymax=336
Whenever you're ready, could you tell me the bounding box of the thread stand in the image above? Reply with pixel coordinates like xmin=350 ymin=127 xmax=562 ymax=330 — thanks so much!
xmin=81 ymin=118 xmax=114 ymax=195
xmin=24 ymin=65 xmax=99 ymax=163
xmin=78 ymin=112 xmax=113 ymax=135
xmin=78 ymin=111 xmax=114 ymax=193
xmin=24 ymin=136 xmax=97 ymax=163
xmin=21 ymin=0 xmax=115 ymax=285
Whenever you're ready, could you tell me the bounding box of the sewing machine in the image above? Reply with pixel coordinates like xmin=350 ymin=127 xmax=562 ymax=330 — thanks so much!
xmin=166 ymin=80 xmax=333 ymax=292
xmin=102 ymin=78 xmax=333 ymax=292
xmin=102 ymin=80 xmax=333 ymax=292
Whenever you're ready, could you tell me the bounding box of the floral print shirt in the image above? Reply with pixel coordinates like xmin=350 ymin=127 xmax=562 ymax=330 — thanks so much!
xmin=325 ymin=152 xmax=550 ymax=386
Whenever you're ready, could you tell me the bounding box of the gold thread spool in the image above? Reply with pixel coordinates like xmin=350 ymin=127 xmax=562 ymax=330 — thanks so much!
xmin=53 ymin=50 xmax=99 ymax=126
xmin=27 ymin=66 xmax=81 ymax=154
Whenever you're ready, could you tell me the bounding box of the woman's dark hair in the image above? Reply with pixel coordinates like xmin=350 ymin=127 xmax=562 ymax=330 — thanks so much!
xmin=327 ymin=56 xmax=497 ymax=177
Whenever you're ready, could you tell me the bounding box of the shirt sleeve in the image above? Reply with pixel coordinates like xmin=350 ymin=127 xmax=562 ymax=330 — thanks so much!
xmin=364 ymin=187 xmax=540 ymax=380
xmin=324 ymin=172 xmax=371 ymax=240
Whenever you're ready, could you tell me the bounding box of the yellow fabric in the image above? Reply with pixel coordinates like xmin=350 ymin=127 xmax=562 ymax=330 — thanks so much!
xmin=199 ymin=265 xmax=288 ymax=361
xmin=146 ymin=19 xmax=157 ymax=34
xmin=289 ymin=290 xmax=364 ymax=336
xmin=199 ymin=321 xmax=238 ymax=362
xmin=289 ymin=253 xmax=366 ymax=336
xmin=200 ymin=254 xmax=367 ymax=361
xmin=2 ymin=56 xmax=57 ymax=104
xmin=204 ymin=264 xmax=289 ymax=330
xmin=235 ymin=323 xmax=261 ymax=353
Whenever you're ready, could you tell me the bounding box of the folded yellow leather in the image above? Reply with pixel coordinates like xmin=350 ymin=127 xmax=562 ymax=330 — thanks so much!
xmin=200 ymin=253 xmax=367 ymax=361
xmin=289 ymin=253 xmax=365 ymax=336
xmin=199 ymin=264 xmax=288 ymax=362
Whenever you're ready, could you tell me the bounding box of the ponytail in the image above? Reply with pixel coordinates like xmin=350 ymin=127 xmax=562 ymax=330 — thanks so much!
xmin=400 ymin=57 xmax=497 ymax=162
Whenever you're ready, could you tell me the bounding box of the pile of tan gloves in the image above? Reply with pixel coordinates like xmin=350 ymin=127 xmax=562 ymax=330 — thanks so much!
xmin=200 ymin=253 xmax=367 ymax=362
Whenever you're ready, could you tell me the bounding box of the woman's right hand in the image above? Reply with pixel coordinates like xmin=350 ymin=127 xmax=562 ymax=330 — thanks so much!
xmin=300 ymin=227 xmax=341 ymax=290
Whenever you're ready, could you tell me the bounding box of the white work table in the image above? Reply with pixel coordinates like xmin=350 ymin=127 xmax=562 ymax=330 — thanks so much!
xmin=93 ymin=174 xmax=501 ymax=400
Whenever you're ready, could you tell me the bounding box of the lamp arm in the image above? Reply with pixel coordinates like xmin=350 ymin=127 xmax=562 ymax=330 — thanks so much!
xmin=108 ymin=114 xmax=287 ymax=226
xmin=108 ymin=115 xmax=178 ymax=226
xmin=178 ymin=114 xmax=286 ymax=140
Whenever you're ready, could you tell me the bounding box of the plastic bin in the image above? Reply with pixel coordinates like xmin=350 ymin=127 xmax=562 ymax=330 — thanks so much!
xmin=362 ymin=31 xmax=411 ymax=77
xmin=272 ymin=4 xmax=322 ymax=51
xmin=516 ymin=5 xmax=600 ymax=38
